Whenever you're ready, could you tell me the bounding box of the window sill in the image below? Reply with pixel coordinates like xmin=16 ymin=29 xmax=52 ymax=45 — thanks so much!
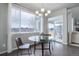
xmin=11 ymin=32 xmax=40 ymax=34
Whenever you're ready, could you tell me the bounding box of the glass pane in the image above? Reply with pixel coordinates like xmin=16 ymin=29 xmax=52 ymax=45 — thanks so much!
xmin=11 ymin=7 xmax=20 ymax=32
xmin=35 ymin=16 xmax=41 ymax=32
xmin=21 ymin=11 xmax=35 ymax=32
xmin=48 ymin=15 xmax=63 ymax=42
xmin=11 ymin=7 xmax=41 ymax=33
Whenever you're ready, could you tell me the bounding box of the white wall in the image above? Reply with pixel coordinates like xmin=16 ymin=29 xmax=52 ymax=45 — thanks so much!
xmin=0 ymin=3 xmax=8 ymax=53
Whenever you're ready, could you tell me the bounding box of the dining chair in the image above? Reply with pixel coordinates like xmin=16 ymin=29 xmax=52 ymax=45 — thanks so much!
xmin=15 ymin=38 xmax=32 ymax=56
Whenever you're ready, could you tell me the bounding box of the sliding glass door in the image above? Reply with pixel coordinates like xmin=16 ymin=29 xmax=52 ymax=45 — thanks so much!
xmin=48 ymin=15 xmax=63 ymax=42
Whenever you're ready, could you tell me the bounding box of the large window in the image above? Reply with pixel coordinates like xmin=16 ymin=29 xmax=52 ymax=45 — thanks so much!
xmin=48 ymin=15 xmax=63 ymax=41
xmin=11 ymin=6 xmax=41 ymax=33
xmin=11 ymin=7 xmax=21 ymax=32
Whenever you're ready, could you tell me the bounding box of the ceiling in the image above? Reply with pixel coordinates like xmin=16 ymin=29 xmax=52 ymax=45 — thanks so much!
xmin=18 ymin=3 xmax=79 ymax=12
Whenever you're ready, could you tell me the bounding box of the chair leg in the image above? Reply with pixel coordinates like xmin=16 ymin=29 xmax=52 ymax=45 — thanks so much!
xmin=28 ymin=49 xmax=30 ymax=55
xmin=52 ymin=42 xmax=53 ymax=50
xmin=30 ymin=46 xmax=32 ymax=54
xmin=34 ymin=42 xmax=36 ymax=55
xmin=49 ymin=42 xmax=51 ymax=55
xmin=18 ymin=49 xmax=22 ymax=56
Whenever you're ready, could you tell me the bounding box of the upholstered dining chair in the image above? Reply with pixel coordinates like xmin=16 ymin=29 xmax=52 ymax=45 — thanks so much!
xmin=15 ymin=38 xmax=32 ymax=56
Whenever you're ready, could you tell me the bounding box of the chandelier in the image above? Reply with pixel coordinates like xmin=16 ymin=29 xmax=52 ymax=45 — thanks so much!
xmin=35 ymin=8 xmax=51 ymax=16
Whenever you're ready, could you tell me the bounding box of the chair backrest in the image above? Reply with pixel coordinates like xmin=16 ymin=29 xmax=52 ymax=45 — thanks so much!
xmin=15 ymin=38 xmax=23 ymax=49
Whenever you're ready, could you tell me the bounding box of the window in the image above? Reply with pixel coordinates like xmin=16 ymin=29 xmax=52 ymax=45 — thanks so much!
xmin=11 ymin=7 xmax=21 ymax=32
xmin=21 ymin=11 xmax=35 ymax=32
xmin=48 ymin=15 xmax=63 ymax=41
xmin=11 ymin=6 xmax=41 ymax=33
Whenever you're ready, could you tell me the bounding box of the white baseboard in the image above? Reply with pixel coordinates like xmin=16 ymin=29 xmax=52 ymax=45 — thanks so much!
xmin=7 ymin=48 xmax=17 ymax=53
xmin=0 ymin=48 xmax=17 ymax=54
xmin=70 ymin=44 xmax=79 ymax=47
xmin=0 ymin=51 xmax=7 ymax=54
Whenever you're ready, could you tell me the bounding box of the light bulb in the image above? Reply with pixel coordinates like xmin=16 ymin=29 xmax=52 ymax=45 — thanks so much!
xmin=41 ymin=8 xmax=45 ymax=12
xmin=38 ymin=13 xmax=42 ymax=16
xmin=45 ymin=13 xmax=48 ymax=16
xmin=47 ymin=10 xmax=51 ymax=14
xmin=35 ymin=11 xmax=39 ymax=14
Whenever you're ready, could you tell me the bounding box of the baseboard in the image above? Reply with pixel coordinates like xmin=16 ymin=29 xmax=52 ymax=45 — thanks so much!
xmin=0 ymin=50 xmax=7 ymax=54
xmin=70 ymin=43 xmax=79 ymax=47
xmin=0 ymin=48 xmax=17 ymax=54
xmin=70 ymin=44 xmax=79 ymax=47
xmin=6 ymin=47 xmax=17 ymax=54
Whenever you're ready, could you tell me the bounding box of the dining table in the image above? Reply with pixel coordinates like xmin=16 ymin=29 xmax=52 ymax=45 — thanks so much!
xmin=28 ymin=34 xmax=52 ymax=56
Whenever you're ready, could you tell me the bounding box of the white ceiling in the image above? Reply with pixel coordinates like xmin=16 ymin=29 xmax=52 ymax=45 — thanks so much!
xmin=18 ymin=3 xmax=79 ymax=12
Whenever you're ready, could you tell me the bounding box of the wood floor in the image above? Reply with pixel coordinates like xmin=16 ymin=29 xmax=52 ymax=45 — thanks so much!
xmin=1 ymin=42 xmax=79 ymax=56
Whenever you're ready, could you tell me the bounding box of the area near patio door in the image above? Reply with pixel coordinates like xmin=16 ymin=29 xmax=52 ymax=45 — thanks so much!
xmin=48 ymin=15 xmax=63 ymax=43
